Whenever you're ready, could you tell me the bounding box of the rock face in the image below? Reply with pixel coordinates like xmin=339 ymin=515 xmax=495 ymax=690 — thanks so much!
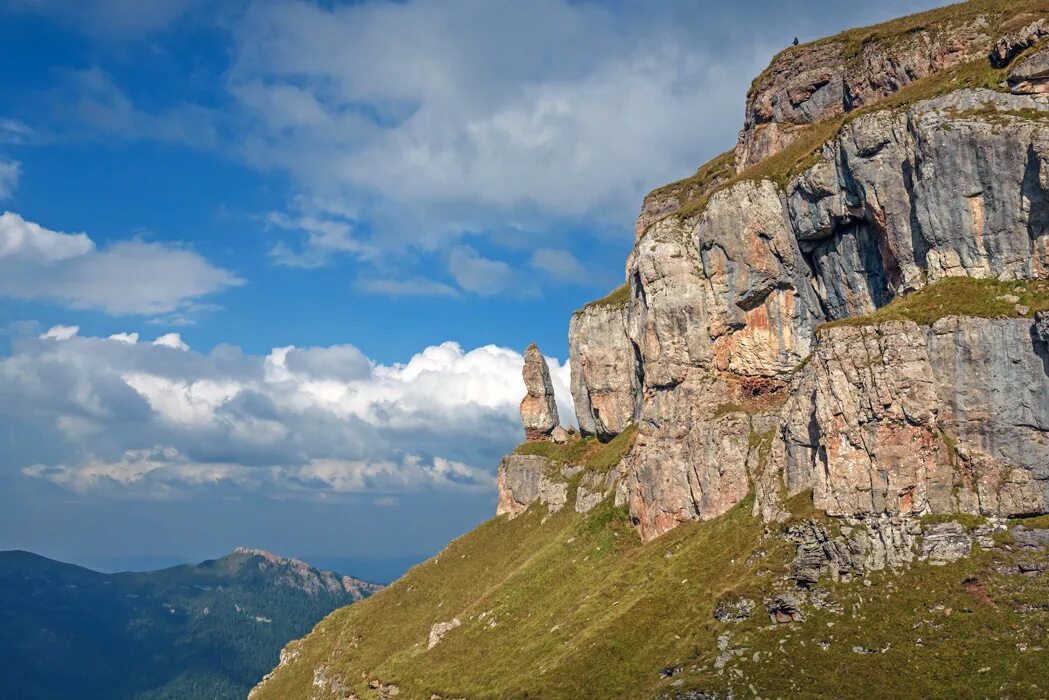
xmin=1009 ymin=47 xmax=1049 ymax=93
xmin=520 ymin=342 xmax=560 ymax=441
xmin=496 ymin=455 xmax=568 ymax=518
xmin=735 ymin=11 xmax=999 ymax=169
xmin=538 ymin=12 xmax=1049 ymax=543
xmin=569 ymin=303 xmax=640 ymax=439
xmin=802 ymin=317 xmax=1049 ymax=518
xmin=493 ymin=3 xmax=1049 ymax=543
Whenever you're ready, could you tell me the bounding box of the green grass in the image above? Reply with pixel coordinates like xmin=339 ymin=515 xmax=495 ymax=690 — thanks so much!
xmin=1017 ymin=514 xmax=1049 ymax=530
xmin=644 ymin=150 xmax=736 ymax=221
xmin=514 ymin=424 xmax=638 ymax=474
xmin=253 ymin=490 xmax=1049 ymax=699
xmin=920 ymin=512 xmax=989 ymax=531
xmin=818 ymin=277 xmax=1049 ymax=332
xmin=577 ymin=282 xmax=630 ymax=313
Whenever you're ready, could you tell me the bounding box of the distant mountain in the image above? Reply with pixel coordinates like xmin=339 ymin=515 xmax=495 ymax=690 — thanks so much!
xmin=0 ymin=548 xmax=381 ymax=700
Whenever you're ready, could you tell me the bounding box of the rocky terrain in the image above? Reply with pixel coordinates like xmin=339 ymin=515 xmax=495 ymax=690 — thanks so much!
xmin=252 ymin=2 xmax=1049 ymax=697
xmin=0 ymin=549 xmax=379 ymax=700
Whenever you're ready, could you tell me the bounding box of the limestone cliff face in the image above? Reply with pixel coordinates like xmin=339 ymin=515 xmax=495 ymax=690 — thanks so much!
xmin=735 ymin=6 xmax=1047 ymax=169
xmin=517 ymin=5 xmax=1049 ymax=542
xmin=569 ymin=302 xmax=640 ymax=439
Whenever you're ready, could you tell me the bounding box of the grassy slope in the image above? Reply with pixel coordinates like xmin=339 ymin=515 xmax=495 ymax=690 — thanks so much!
xmin=819 ymin=277 xmax=1049 ymax=331
xmin=254 ymin=493 xmax=1049 ymax=699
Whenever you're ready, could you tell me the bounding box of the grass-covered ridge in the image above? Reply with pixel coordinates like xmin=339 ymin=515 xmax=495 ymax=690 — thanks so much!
xmin=747 ymin=0 xmax=1049 ymax=99
xmin=650 ymin=0 xmax=1049 ymax=224
xmin=672 ymin=53 xmax=1022 ymax=221
xmin=818 ymin=276 xmax=1049 ymax=332
xmin=514 ymin=424 xmax=638 ymax=474
xmin=577 ymin=282 xmax=630 ymax=313
xmin=252 ymin=489 xmax=1049 ymax=699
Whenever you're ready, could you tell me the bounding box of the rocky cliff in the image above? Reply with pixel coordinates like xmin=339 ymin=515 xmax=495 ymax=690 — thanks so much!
xmin=507 ymin=0 xmax=1049 ymax=542
xmin=253 ymin=5 xmax=1049 ymax=698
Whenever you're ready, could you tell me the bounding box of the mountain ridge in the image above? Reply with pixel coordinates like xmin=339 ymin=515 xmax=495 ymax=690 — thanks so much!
xmin=251 ymin=1 xmax=1049 ymax=697
xmin=0 ymin=548 xmax=380 ymax=700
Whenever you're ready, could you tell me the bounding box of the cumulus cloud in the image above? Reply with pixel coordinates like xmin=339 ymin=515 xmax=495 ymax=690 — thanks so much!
xmin=225 ymin=0 xmax=759 ymax=249
xmin=4 ymin=330 xmax=574 ymax=499
xmin=0 ymin=211 xmax=241 ymax=314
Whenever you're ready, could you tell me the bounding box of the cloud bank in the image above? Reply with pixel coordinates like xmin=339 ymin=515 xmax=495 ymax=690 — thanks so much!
xmin=5 ymin=327 xmax=574 ymax=499
xmin=0 ymin=211 xmax=241 ymax=314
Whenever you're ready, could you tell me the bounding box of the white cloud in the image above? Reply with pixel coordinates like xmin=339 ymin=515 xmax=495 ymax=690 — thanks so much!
xmin=0 ymin=211 xmax=241 ymax=314
xmin=3 ymin=330 xmax=575 ymax=499
xmin=40 ymin=324 xmax=79 ymax=340
xmin=356 ymin=276 xmax=460 ymax=298
xmin=0 ymin=159 xmax=20 ymax=199
xmin=153 ymin=333 xmax=189 ymax=351
xmin=226 ymin=0 xmax=758 ymax=248
xmin=265 ymin=211 xmax=373 ymax=268
xmin=0 ymin=211 xmax=93 ymax=262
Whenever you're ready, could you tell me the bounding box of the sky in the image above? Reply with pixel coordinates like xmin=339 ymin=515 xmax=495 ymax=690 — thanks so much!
xmin=0 ymin=0 xmax=948 ymax=579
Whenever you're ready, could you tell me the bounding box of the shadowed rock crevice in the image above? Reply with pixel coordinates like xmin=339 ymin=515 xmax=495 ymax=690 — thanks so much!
xmin=1023 ymin=143 xmax=1049 ymax=245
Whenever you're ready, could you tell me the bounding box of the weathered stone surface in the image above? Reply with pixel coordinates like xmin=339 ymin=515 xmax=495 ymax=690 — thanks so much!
xmin=764 ymin=592 xmax=805 ymax=623
xmin=990 ymin=19 xmax=1048 ymax=68
xmin=920 ymin=522 xmax=972 ymax=565
xmin=520 ymin=342 xmax=559 ymax=440
xmin=809 ymin=317 xmax=1049 ymax=518
xmin=574 ymin=471 xmax=607 ymax=514
xmin=427 ymin=618 xmax=461 ymax=649
xmin=787 ymin=516 xmax=921 ymax=587
xmin=738 ymin=16 xmax=996 ymax=168
xmin=511 ymin=19 xmax=1049 ymax=546
xmin=1009 ymin=47 xmax=1049 ymax=94
xmin=789 ymin=89 xmax=1049 ymax=304
xmin=496 ymin=455 xmax=567 ymax=518
xmin=713 ymin=597 xmax=755 ymax=622
xmin=569 ymin=304 xmax=639 ymax=439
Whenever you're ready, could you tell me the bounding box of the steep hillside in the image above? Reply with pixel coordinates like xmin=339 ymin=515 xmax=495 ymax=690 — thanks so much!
xmin=0 ymin=549 xmax=380 ymax=700
xmin=251 ymin=493 xmax=1049 ymax=699
xmin=254 ymin=1 xmax=1049 ymax=697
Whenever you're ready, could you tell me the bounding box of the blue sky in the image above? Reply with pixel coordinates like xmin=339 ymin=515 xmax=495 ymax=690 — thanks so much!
xmin=0 ymin=0 xmax=945 ymax=578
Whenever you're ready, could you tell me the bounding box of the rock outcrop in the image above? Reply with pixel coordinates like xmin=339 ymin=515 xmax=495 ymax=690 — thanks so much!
xmin=515 ymin=5 xmax=1049 ymax=543
xmin=736 ymin=6 xmax=1049 ymax=170
xmin=1009 ymin=46 xmax=1049 ymax=93
xmin=569 ymin=301 xmax=640 ymax=439
xmin=520 ymin=342 xmax=560 ymax=441
xmin=496 ymin=455 xmax=568 ymax=518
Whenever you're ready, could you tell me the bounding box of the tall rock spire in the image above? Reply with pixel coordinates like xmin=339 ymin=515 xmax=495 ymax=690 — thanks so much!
xmin=520 ymin=342 xmax=560 ymax=441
